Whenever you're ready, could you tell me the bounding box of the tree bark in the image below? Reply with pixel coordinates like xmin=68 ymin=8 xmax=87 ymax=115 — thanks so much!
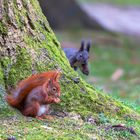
xmin=0 ymin=0 xmax=139 ymax=121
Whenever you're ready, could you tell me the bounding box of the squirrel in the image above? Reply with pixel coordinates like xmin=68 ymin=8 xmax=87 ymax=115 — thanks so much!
xmin=63 ymin=40 xmax=91 ymax=75
xmin=6 ymin=71 xmax=61 ymax=119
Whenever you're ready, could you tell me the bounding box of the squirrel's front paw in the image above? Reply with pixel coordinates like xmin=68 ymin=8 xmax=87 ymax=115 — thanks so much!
xmin=83 ymin=70 xmax=89 ymax=75
xmin=54 ymin=98 xmax=61 ymax=103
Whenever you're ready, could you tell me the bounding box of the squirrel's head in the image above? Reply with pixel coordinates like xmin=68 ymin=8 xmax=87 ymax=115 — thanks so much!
xmin=76 ymin=40 xmax=91 ymax=64
xmin=43 ymin=71 xmax=61 ymax=99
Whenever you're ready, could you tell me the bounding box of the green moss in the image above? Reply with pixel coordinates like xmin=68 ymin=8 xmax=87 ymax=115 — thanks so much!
xmin=0 ymin=64 xmax=4 ymax=85
xmin=8 ymin=47 xmax=32 ymax=86
xmin=1 ymin=57 xmax=11 ymax=68
xmin=0 ymin=49 xmax=32 ymax=86
xmin=13 ymin=0 xmax=27 ymax=29
xmin=0 ymin=113 xmax=139 ymax=140
xmin=0 ymin=22 xmax=8 ymax=35
xmin=0 ymin=57 xmax=11 ymax=86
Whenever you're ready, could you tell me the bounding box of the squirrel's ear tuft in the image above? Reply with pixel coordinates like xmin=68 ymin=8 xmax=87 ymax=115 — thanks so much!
xmin=86 ymin=41 xmax=91 ymax=52
xmin=53 ymin=71 xmax=61 ymax=81
xmin=79 ymin=40 xmax=85 ymax=51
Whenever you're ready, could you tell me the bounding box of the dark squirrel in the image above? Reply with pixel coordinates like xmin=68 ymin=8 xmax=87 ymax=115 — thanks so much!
xmin=63 ymin=40 xmax=91 ymax=75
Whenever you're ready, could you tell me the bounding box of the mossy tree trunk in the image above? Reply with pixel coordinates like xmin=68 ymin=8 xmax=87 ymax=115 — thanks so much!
xmin=0 ymin=0 xmax=139 ymax=121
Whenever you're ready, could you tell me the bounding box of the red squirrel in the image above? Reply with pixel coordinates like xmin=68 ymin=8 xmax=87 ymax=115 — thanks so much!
xmin=6 ymin=71 xmax=61 ymax=119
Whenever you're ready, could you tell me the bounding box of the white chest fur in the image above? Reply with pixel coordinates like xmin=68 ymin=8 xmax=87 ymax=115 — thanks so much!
xmin=37 ymin=105 xmax=47 ymax=116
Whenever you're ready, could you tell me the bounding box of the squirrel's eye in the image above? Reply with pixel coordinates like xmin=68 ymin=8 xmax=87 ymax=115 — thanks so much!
xmin=52 ymin=87 xmax=56 ymax=92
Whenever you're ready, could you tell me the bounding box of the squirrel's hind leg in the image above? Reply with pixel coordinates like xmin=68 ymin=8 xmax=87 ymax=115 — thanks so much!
xmin=22 ymin=101 xmax=40 ymax=117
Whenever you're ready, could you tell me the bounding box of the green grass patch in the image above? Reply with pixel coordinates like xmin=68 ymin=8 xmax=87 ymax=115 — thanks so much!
xmin=0 ymin=111 xmax=139 ymax=140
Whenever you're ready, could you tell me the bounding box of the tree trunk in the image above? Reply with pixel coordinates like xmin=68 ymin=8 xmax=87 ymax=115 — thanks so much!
xmin=0 ymin=0 xmax=139 ymax=123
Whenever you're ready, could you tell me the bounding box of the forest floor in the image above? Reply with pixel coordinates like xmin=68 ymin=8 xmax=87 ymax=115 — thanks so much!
xmin=0 ymin=106 xmax=140 ymax=140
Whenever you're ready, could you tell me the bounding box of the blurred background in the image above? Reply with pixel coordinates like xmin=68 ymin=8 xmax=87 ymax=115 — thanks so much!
xmin=38 ymin=0 xmax=140 ymax=106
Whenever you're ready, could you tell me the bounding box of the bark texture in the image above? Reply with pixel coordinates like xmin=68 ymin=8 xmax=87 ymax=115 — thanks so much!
xmin=0 ymin=0 xmax=139 ymax=121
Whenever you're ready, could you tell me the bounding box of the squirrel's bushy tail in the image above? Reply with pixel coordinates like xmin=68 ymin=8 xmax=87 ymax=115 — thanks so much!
xmin=6 ymin=81 xmax=44 ymax=108
xmin=6 ymin=95 xmax=19 ymax=107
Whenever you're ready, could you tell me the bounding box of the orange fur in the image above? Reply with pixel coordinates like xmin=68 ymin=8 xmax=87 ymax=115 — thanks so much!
xmin=22 ymin=100 xmax=40 ymax=117
xmin=21 ymin=78 xmax=61 ymax=118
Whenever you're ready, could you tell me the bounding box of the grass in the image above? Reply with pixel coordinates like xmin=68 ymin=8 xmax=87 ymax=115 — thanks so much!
xmin=0 ymin=109 xmax=140 ymax=140
xmin=89 ymin=41 xmax=140 ymax=105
